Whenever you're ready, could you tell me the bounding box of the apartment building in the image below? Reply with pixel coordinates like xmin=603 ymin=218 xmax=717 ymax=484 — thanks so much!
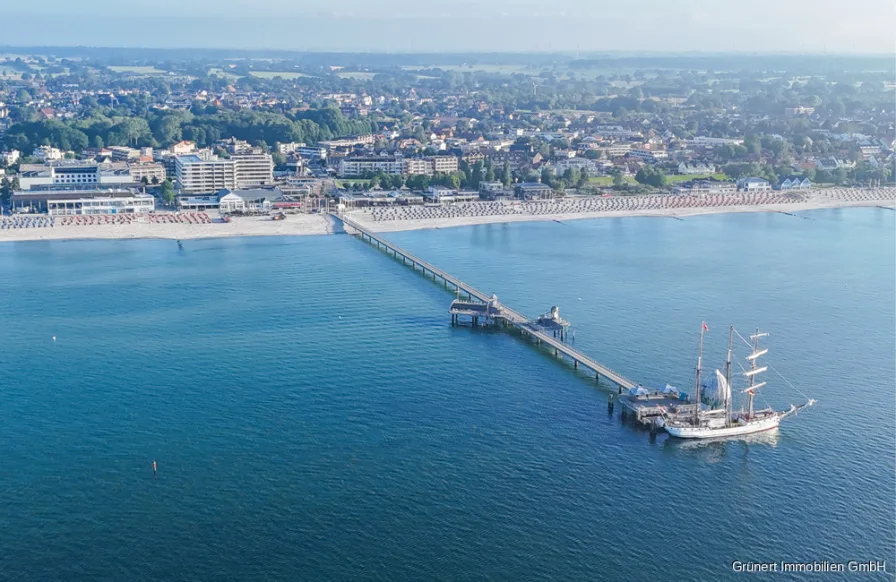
xmin=402 ymin=155 xmax=459 ymax=176
xmin=337 ymin=156 xmax=403 ymax=177
xmin=175 ymin=155 xmax=237 ymax=194
xmin=128 ymin=162 xmax=167 ymax=183
xmin=629 ymin=148 xmax=669 ymax=163
xmin=430 ymin=155 xmax=459 ymax=174
xmin=296 ymin=146 xmax=327 ymax=161
xmin=175 ymin=152 xmax=273 ymax=193
xmin=232 ymin=153 xmax=275 ymax=188
xmin=600 ymin=144 xmax=632 ymax=158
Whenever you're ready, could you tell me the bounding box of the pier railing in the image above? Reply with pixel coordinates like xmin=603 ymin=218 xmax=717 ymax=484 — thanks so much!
xmin=333 ymin=213 xmax=637 ymax=390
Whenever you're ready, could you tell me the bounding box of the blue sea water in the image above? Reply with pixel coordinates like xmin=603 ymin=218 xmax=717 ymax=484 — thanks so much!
xmin=0 ymin=208 xmax=893 ymax=581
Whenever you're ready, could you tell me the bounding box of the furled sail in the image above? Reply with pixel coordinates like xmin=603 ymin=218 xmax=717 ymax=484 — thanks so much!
xmin=715 ymin=369 xmax=731 ymax=409
xmin=700 ymin=371 xmax=729 ymax=409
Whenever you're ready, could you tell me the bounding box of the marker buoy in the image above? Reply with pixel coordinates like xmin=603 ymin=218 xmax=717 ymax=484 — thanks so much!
xmin=52 ymin=336 xmax=56 ymax=342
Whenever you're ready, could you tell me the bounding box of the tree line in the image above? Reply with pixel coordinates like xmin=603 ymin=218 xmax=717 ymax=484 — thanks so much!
xmin=0 ymin=106 xmax=376 ymax=155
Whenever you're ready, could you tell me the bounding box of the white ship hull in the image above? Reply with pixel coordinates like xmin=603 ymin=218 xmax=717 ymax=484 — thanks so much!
xmin=665 ymin=415 xmax=781 ymax=439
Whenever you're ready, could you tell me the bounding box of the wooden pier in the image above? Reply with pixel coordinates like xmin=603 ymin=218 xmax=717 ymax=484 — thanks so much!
xmin=333 ymin=213 xmax=637 ymax=390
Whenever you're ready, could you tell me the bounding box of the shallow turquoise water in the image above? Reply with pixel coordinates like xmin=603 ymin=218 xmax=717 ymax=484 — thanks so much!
xmin=0 ymin=208 xmax=893 ymax=580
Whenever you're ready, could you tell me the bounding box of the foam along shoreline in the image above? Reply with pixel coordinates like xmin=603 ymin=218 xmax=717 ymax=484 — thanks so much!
xmin=0 ymin=213 xmax=334 ymax=243
xmin=349 ymin=192 xmax=896 ymax=233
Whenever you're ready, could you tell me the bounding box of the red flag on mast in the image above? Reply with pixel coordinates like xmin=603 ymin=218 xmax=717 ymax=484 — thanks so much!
xmin=702 ymin=321 xmax=709 ymax=332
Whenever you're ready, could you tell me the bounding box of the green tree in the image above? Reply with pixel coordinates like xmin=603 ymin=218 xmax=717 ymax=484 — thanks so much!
xmin=635 ymin=166 xmax=667 ymax=188
xmin=1 ymin=176 xmax=20 ymax=201
xmin=502 ymin=161 xmax=512 ymax=186
xmin=158 ymin=179 xmax=176 ymax=205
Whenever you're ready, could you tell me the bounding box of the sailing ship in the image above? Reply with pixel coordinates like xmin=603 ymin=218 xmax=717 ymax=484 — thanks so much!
xmin=662 ymin=323 xmax=815 ymax=439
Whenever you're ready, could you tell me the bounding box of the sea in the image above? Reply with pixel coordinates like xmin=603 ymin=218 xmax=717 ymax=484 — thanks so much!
xmin=0 ymin=208 xmax=893 ymax=581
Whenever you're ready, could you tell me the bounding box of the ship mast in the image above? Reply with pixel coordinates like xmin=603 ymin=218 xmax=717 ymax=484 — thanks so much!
xmin=694 ymin=323 xmax=705 ymax=424
xmin=745 ymin=329 xmax=769 ymax=419
xmin=725 ymin=325 xmax=733 ymax=425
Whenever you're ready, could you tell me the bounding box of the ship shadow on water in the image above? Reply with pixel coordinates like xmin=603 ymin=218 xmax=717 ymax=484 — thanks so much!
xmin=660 ymin=428 xmax=781 ymax=461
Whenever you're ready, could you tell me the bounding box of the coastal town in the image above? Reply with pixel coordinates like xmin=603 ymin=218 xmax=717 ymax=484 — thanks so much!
xmin=0 ymin=49 xmax=894 ymax=239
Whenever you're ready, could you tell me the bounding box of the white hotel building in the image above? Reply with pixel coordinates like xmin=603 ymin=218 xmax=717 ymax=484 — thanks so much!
xmin=175 ymin=154 xmax=274 ymax=194
xmin=175 ymin=155 xmax=237 ymax=194
xmin=17 ymin=162 xmax=136 ymax=191
xmin=11 ymin=189 xmax=155 ymax=215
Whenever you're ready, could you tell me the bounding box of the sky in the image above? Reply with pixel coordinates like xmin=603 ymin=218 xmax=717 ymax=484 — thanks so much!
xmin=4 ymin=0 xmax=894 ymax=54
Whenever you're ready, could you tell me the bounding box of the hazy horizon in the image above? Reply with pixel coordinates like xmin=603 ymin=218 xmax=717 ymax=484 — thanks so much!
xmin=5 ymin=0 xmax=895 ymax=54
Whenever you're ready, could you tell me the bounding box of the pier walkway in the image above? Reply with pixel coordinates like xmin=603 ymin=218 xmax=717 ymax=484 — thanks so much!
xmin=332 ymin=213 xmax=637 ymax=390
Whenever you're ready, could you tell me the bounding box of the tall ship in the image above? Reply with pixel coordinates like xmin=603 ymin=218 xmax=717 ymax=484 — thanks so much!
xmin=662 ymin=323 xmax=815 ymax=439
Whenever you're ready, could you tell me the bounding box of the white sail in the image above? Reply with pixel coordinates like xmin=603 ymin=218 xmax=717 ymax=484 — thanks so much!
xmin=746 ymin=348 xmax=768 ymax=361
xmin=743 ymin=366 xmax=768 ymax=377
xmin=742 ymin=381 xmax=767 ymax=392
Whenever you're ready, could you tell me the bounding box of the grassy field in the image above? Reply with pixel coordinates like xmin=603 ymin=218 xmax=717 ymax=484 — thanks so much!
xmin=208 ymin=68 xmax=242 ymax=80
xmin=336 ymin=71 xmax=377 ymax=80
xmin=588 ymin=176 xmax=636 ymax=186
xmin=588 ymin=173 xmax=727 ymax=187
xmin=108 ymin=65 xmax=166 ymax=75
xmin=249 ymin=71 xmax=308 ymax=79
xmin=0 ymin=69 xmax=24 ymax=80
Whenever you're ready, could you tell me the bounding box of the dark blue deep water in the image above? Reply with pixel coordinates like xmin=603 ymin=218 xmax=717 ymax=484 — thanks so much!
xmin=1 ymin=208 xmax=893 ymax=581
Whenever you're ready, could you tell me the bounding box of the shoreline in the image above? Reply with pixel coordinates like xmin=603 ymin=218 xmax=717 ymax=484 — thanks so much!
xmin=0 ymin=213 xmax=335 ymax=243
xmin=1 ymin=193 xmax=893 ymax=243
xmin=347 ymin=196 xmax=896 ymax=233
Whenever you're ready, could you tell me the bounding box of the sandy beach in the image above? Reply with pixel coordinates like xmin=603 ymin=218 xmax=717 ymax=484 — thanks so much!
xmin=0 ymin=213 xmax=334 ymax=243
xmin=1 ymin=188 xmax=893 ymax=243
xmin=348 ymin=188 xmax=896 ymax=233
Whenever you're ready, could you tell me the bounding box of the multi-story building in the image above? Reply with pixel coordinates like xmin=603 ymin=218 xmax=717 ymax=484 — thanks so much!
xmin=629 ymin=148 xmax=669 ymax=163
xmin=109 ymin=146 xmax=153 ymax=162
xmin=232 ymin=153 xmax=274 ymax=188
xmin=175 ymin=155 xmax=237 ymax=194
xmin=600 ymin=144 xmax=632 ymax=158
xmin=218 ymin=138 xmax=256 ymax=155
xmin=402 ymin=156 xmax=460 ymax=176
xmin=171 ymin=141 xmax=197 ymax=155
xmin=403 ymin=158 xmax=431 ymax=176
xmin=128 ymin=162 xmax=167 ymax=183
xmin=736 ymin=177 xmax=772 ymax=192
xmin=337 ymin=156 xmax=404 ymax=177
xmin=33 ymin=145 xmax=64 ymax=162
xmin=17 ymin=161 xmax=135 ymax=191
xmin=430 ymin=155 xmax=459 ymax=174
xmin=277 ymin=142 xmax=306 ymax=155
xmin=514 ymin=182 xmax=553 ymax=200
xmin=320 ymin=135 xmax=375 ymax=151
xmin=297 ymin=146 xmax=327 ymax=161
xmin=688 ymin=136 xmax=744 ymax=147
xmin=1 ymin=149 xmax=20 ymax=166
xmin=479 ymin=181 xmax=510 ymax=200
xmin=553 ymin=157 xmax=596 ymax=174
xmin=10 ymin=189 xmax=155 ymax=215
xmin=676 ymin=180 xmax=737 ymax=195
